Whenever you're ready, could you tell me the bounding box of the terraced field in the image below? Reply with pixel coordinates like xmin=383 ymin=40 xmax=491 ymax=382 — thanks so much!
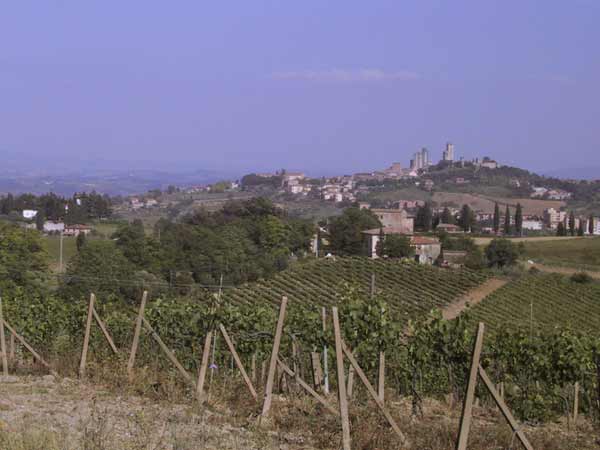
xmin=463 ymin=273 xmax=600 ymax=333
xmin=224 ymin=258 xmax=489 ymax=324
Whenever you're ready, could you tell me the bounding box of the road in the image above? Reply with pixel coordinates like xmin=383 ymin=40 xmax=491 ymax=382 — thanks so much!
xmin=473 ymin=236 xmax=586 ymax=246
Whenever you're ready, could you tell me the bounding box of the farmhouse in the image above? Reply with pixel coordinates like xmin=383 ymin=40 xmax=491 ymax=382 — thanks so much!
xmin=63 ymin=224 xmax=92 ymax=237
xmin=362 ymin=228 xmax=441 ymax=264
xmin=43 ymin=221 xmax=65 ymax=233
xmin=370 ymin=208 xmax=414 ymax=233
xmin=435 ymin=223 xmax=462 ymax=233
xmin=411 ymin=236 xmax=442 ymax=265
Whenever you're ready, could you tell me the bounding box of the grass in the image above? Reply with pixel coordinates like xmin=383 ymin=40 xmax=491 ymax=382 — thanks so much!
xmin=521 ymin=236 xmax=600 ymax=270
xmin=43 ymin=235 xmax=78 ymax=272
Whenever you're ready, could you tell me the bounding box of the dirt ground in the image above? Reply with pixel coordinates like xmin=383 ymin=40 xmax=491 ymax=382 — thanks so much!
xmin=0 ymin=375 xmax=303 ymax=450
xmin=442 ymin=278 xmax=507 ymax=320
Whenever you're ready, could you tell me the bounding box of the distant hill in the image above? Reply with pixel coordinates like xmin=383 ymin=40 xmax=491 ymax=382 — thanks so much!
xmin=0 ymin=169 xmax=236 ymax=196
xmin=541 ymin=167 xmax=600 ymax=181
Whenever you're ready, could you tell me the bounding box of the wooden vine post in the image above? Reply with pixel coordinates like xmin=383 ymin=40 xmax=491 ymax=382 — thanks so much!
xmin=127 ymin=290 xmax=148 ymax=381
xmin=322 ymin=307 xmax=330 ymax=394
xmin=456 ymin=322 xmax=533 ymax=450
xmin=219 ymin=324 xmax=257 ymax=400
xmin=456 ymin=323 xmax=485 ymax=450
xmin=574 ymin=382 xmax=580 ymax=423
xmin=0 ymin=296 xmax=8 ymax=376
xmin=80 ymin=293 xmax=120 ymax=379
xmin=260 ymin=296 xmax=288 ymax=419
xmin=196 ymin=330 xmax=213 ymax=404
xmin=1 ymin=320 xmax=56 ymax=376
xmin=378 ymin=351 xmax=385 ymax=403
xmin=332 ymin=307 xmax=351 ymax=450
xmin=79 ymin=293 xmax=96 ymax=378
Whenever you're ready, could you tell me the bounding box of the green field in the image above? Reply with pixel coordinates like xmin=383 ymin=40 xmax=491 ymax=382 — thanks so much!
xmin=44 ymin=235 xmax=78 ymax=272
xmin=224 ymin=257 xmax=489 ymax=325
xmin=463 ymin=273 xmax=600 ymax=334
xmin=521 ymin=236 xmax=600 ymax=270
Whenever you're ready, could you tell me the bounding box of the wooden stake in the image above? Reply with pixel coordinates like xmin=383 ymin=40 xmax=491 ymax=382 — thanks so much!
xmin=311 ymin=352 xmax=323 ymax=389
xmin=9 ymin=331 xmax=15 ymax=361
xmin=342 ymin=341 xmax=407 ymax=444
xmin=370 ymin=273 xmax=376 ymax=298
xmin=79 ymin=293 xmax=96 ymax=378
xmin=92 ymin=307 xmax=118 ymax=354
xmin=573 ymin=381 xmax=579 ymax=423
xmin=277 ymin=358 xmax=339 ymax=416
xmin=0 ymin=296 xmax=8 ymax=376
xmin=261 ymin=296 xmax=287 ymax=418
xmin=1 ymin=319 xmax=56 ymax=375
xmin=219 ymin=324 xmax=257 ymax=400
xmin=251 ymin=352 xmax=257 ymax=384
xmin=478 ymin=365 xmax=534 ymax=450
xmin=378 ymin=351 xmax=385 ymax=404
xmin=322 ymin=307 xmax=329 ymax=395
xmin=347 ymin=362 xmax=355 ymax=399
xmin=456 ymin=323 xmax=485 ymax=450
xmin=127 ymin=290 xmax=147 ymax=381
xmin=196 ymin=330 xmax=213 ymax=404
xmin=332 ymin=307 xmax=351 ymax=450
xmin=141 ymin=316 xmax=194 ymax=386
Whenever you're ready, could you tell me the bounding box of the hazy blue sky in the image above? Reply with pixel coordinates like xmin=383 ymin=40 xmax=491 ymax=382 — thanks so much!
xmin=1 ymin=1 xmax=599 ymax=176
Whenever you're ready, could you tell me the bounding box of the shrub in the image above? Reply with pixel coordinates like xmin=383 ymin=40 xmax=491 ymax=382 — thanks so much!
xmin=571 ymin=271 xmax=592 ymax=284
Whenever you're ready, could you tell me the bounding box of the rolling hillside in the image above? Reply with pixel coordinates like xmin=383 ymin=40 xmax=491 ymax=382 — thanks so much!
xmin=462 ymin=273 xmax=600 ymax=333
xmin=224 ymin=258 xmax=489 ymax=324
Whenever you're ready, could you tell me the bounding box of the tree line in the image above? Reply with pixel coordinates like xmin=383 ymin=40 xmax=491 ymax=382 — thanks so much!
xmin=0 ymin=191 xmax=112 ymax=224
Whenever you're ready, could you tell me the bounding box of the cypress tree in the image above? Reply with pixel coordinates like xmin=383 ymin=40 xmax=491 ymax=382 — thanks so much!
xmin=589 ymin=215 xmax=595 ymax=235
xmin=556 ymin=222 xmax=566 ymax=236
xmin=577 ymin=220 xmax=585 ymax=236
xmin=568 ymin=211 xmax=576 ymax=236
xmin=459 ymin=204 xmax=472 ymax=232
xmin=504 ymin=205 xmax=511 ymax=235
xmin=493 ymin=202 xmax=500 ymax=234
xmin=515 ymin=203 xmax=523 ymax=236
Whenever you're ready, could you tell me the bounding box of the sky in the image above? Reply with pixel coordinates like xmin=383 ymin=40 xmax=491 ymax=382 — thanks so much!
xmin=1 ymin=1 xmax=599 ymax=177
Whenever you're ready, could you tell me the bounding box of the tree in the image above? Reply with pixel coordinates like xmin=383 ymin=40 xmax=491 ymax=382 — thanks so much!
xmin=504 ymin=206 xmax=511 ymax=235
xmin=35 ymin=210 xmax=45 ymax=232
xmin=415 ymin=203 xmax=433 ymax=231
xmin=577 ymin=220 xmax=585 ymax=236
xmin=0 ymin=222 xmax=48 ymax=294
xmin=464 ymin=246 xmax=486 ymax=270
xmin=441 ymin=207 xmax=454 ymax=225
xmin=485 ymin=238 xmax=520 ymax=268
xmin=375 ymin=228 xmax=385 ymax=257
xmin=556 ymin=222 xmax=567 ymax=236
xmin=76 ymin=232 xmax=87 ymax=251
xmin=589 ymin=215 xmax=595 ymax=235
xmin=493 ymin=202 xmax=500 ymax=234
xmin=328 ymin=207 xmax=381 ymax=256
xmin=60 ymin=240 xmax=136 ymax=300
xmin=568 ymin=211 xmax=576 ymax=236
xmin=380 ymin=234 xmax=414 ymax=258
xmin=458 ymin=204 xmax=472 ymax=232
xmin=514 ymin=203 xmax=523 ymax=236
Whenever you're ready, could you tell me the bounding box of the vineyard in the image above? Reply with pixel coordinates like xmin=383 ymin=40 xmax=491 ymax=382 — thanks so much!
xmin=464 ymin=273 xmax=600 ymax=334
xmin=224 ymin=257 xmax=489 ymax=324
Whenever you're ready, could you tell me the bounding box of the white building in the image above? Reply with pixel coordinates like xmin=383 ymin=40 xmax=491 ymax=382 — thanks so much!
xmin=43 ymin=221 xmax=65 ymax=233
xmin=22 ymin=209 xmax=38 ymax=219
xmin=522 ymin=220 xmax=543 ymax=231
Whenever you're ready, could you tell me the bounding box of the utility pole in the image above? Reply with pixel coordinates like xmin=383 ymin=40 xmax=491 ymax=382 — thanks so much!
xmin=59 ymin=231 xmax=64 ymax=273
